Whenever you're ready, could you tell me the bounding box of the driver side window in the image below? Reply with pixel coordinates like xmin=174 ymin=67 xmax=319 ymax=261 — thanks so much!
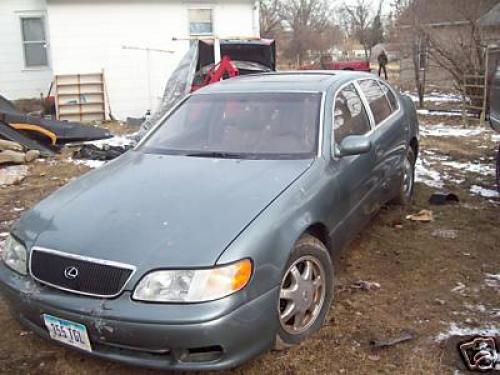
xmin=332 ymin=83 xmax=371 ymax=151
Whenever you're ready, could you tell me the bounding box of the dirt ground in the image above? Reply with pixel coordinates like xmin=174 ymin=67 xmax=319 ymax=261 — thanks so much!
xmin=0 ymin=111 xmax=499 ymax=375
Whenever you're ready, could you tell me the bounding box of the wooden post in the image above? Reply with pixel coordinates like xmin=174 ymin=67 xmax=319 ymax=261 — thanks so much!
xmin=462 ymin=72 xmax=468 ymax=127
xmin=481 ymin=47 xmax=489 ymax=127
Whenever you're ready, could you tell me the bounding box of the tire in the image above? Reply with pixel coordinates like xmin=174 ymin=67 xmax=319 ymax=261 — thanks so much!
xmin=391 ymin=148 xmax=416 ymax=206
xmin=274 ymin=234 xmax=334 ymax=350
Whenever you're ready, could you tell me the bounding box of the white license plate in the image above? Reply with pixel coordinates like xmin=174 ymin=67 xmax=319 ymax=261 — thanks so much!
xmin=43 ymin=314 xmax=92 ymax=352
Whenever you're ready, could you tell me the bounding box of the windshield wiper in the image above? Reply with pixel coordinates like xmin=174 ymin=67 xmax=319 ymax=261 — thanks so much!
xmin=184 ymin=151 xmax=244 ymax=159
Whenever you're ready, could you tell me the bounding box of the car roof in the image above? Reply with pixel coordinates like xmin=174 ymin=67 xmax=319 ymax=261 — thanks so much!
xmin=195 ymin=71 xmax=373 ymax=94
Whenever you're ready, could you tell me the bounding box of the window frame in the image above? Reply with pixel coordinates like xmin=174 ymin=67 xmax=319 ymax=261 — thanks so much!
xmin=331 ymin=80 xmax=374 ymax=158
xmin=137 ymin=90 xmax=326 ymax=159
xmin=331 ymin=78 xmax=403 ymax=158
xmin=357 ymin=78 xmax=394 ymax=126
xmin=376 ymin=80 xmax=400 ymax=113
xmin=188 ymin=8 xmax=214 ymax=37
xmin=19 ymin=15 xmax=49 ymax=68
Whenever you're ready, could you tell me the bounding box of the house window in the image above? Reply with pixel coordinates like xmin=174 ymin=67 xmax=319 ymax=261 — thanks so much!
xmin=21 ymin=17 xmax=48 ymax=67
xmin=188 ymin=9 xmax=213 ymax=35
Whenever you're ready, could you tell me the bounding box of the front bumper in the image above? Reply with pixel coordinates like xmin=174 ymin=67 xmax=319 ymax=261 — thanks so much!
xmin=0 ymin=263 xmax=279 ymax=371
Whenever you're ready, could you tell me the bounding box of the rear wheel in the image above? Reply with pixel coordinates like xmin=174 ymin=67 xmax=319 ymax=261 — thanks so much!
xmin=275 ymin=234 xmax=333 ymax=350
xmin=392 ymin=148 xmax=416 ymax=205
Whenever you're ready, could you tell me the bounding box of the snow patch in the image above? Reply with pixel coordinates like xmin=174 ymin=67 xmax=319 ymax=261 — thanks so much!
xmin=485 ymin=274 xmax=500 ymax=290
xmin=420 ymin=124 xmax=487 ymax=137
xmin=73 ymin=134 xmax=136 ymax=149
xmin=442 ymin=161 xmax=495 ymax=176
xmin=405 ymin=91 xmax=463 ymax=103
xmin=470 ymin=185 xmax=499 ymax=198
xmin=415 ymin=158 xmax=444 ymax=188
xmin=417 ymin=109 xmax=463 ymax=117
xmin=436 ymin=322 xmax=500 ymax=342
xmin=72 ymin=159 xmax=106 ymax=169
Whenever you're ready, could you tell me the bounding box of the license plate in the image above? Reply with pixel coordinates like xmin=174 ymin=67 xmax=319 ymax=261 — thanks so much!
xmin=43 ymin=314 xmax=92 ymax=352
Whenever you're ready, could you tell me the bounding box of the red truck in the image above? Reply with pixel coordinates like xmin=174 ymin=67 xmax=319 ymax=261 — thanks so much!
xmin=300 ymin=55 xmax=371 ymax=72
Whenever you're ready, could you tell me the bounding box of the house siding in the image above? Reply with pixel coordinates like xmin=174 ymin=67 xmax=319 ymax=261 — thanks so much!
xmin=47 ymin=0 xmax=258 ymax=119
xmin=0 ymin=0 xmax=53 ymax=100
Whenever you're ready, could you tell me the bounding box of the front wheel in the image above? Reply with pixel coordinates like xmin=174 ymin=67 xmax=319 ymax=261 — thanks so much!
xmin=275 ymin=234 xmax=334 ymax=350
xmin=391 ymin=148 xmax=416 ymax=206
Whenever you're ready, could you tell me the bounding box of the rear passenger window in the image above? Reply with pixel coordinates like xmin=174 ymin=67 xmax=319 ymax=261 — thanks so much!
xmin=378 ymin=81 xmax=399 ymax=111
xmin=359 ymin=79 xmax=392 ymax=125
xmin=333 ymin=84 xmax=371 ymax=148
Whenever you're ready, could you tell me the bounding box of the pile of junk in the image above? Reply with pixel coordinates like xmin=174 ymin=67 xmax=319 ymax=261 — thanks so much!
xmin=0 ymin=94 xmax=113 ymax=185
xmin=0 ymin=37 xmax=276 ymax=183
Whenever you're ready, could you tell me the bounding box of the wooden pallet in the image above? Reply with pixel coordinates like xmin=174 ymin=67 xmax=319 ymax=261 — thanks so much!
xmin=55 ymin=72 xmax=106 ymax=122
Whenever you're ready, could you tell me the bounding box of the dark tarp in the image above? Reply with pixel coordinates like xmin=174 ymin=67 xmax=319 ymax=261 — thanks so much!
xmin=0 ymin=95 xmax=112 ymax=143
xmin=0 ymin=121 xmax=54 ymax=156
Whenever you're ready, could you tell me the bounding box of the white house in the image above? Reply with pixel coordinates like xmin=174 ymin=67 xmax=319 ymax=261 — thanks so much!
xmin=0 ymin=0 xmax=260 ymax=118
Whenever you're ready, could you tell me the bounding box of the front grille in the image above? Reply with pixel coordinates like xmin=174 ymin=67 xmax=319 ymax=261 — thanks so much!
xmin=30 ymin=248 xmax=134 ymax=297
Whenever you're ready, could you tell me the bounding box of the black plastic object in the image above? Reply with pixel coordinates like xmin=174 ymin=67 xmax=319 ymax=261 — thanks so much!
xmin=74 ymin=144 xmax=131 ymax=161
xmin=0 ymin=121 xmax=54 ymax=156
xmin=0 ymin=95 xmax=112 ymax=143
xmin=428 ymin=191 xmax=460 ymax=205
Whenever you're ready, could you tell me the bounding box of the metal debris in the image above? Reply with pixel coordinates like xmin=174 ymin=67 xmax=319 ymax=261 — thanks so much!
xmin=370 ymin=330 xmax=416 ymax=348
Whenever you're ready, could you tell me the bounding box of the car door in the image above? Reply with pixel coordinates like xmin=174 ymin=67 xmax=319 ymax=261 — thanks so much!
xmin=326 ymin=82 xmax=378 ymax=246
xmin=358 ymin=79 xmax=407 ymax=202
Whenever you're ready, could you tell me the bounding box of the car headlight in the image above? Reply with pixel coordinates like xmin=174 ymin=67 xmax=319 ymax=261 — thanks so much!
xmin=1 ymin=234 xmax=27 ymax=275
xmin=133 ymin=259 xmax=252 ymax=302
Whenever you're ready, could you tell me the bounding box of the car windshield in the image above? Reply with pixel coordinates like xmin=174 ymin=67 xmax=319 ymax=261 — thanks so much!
xmin=140 ymin=92 xmax=322 ymax=159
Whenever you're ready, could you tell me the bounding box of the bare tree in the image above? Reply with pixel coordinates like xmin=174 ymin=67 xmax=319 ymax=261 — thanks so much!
xmin=340 ymin=0 xmax=385 ymax=59
xmin=395 ymin=0 xmax=496 ymax=107
xmin=424 ymin=2 xmax=487 ymax=86
xmin=260 ymin=0 xmax=282 ymax=37
xmin=279 ymin=0 xmax=335 ymax=65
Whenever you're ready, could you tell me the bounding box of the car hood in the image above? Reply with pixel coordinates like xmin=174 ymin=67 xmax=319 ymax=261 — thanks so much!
xmin=14 ymin=151 xmax=312 ymax=271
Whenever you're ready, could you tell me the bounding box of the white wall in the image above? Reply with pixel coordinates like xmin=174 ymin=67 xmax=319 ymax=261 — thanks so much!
xmin=47 ymin=0 xmax=258 ymax=119
xmin=0 ymin=0 xmax=53 ymax=100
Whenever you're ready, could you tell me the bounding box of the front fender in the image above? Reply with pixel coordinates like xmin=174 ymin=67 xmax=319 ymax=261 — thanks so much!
xmin=217 ymin=159 xmax=332 ymax=299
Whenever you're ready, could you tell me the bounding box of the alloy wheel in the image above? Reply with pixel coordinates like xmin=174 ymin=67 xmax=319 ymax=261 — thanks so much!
xmin=278 ymin=255 xmax=326 ymax=335
xmin=402 ymin=156 xmax=414 ymax=199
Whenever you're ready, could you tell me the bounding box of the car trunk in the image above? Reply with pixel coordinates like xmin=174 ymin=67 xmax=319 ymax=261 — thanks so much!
xmin=197 ymin=39 xmax=276 ymax=72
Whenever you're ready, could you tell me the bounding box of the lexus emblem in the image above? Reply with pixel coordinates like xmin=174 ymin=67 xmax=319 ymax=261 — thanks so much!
xmin=64 ymin=266 xmax=79 ymax=280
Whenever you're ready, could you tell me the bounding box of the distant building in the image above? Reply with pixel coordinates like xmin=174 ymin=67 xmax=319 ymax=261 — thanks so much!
xmin=479 ymin=3 xmax=500 ymax=46
xmin=396 ymin=0 xmax=500 ymax=89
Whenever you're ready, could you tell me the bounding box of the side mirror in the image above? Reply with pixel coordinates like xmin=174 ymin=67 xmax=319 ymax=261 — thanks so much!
xmin=336 ymin=135 xmax=372 ymax=157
